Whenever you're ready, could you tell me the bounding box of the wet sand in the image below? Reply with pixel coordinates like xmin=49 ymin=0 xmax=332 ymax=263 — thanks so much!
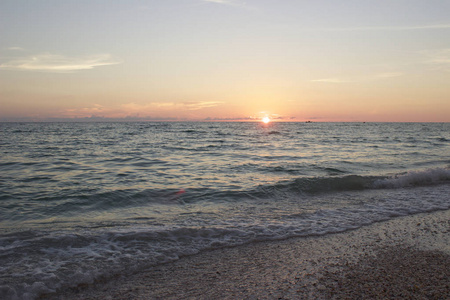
xmin=47 ymin=209 xmax=449 ymax=299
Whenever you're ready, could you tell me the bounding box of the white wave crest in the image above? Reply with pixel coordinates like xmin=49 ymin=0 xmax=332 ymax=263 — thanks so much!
xmin=373 ymin=168 xmax=450 ymax=189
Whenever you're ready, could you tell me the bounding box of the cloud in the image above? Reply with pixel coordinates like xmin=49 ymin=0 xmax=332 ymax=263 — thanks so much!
xmin=312 ymin=72 xmax=404 ymax=83
xmin=202 ymin=0 xmax=235 ymax=5
xmin=316 ymin=24 xmax=450 ymax=32
xmin=204 ymin=116 xmax=255 ymax=121
xmin=0 ymin=53 xmax=121 ymax=72
xmin=6 ymin=46 xmax=24 ymax=51
xmin=58 ymin=101 xmax=224 ymax=119
xmin=183 ymin=101 xmax=223 ymax=110
xmin=1 ymin=115 xmax=182 ymax=122
xmin=311 ymin=78 xmax=351 ymax=83
xmin=51 ymin=101 xmax=225 ymax=121
xmin=423 ymin=49 xmax=450 ymax=71
xmin=61 ymin=104 xmax=108 ymax=118
xmin=201 ymin=0 xmax=252 ymax=9
xmin=122 ymin=101 xmax=223 ymax=112
xmin=375 ymin=72 xmax=404 ymax=78
xmin=203 ymin=115 xmax=295 ymax=121
xmin=206 ymin=112 xmax=295 ymax=122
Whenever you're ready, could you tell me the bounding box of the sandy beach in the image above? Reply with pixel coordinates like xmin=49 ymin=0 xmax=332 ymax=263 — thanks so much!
xmin=44 ymin=209 xmax=450 ymax=299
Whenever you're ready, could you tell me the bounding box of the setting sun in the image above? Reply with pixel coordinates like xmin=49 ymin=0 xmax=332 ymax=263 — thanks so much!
xmin=262 ymin=117 xmax=271 ymax=124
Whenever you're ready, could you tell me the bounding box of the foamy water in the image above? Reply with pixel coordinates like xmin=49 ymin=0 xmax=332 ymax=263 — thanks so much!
xmin=0 ymin=122 xmax=449 ymax=299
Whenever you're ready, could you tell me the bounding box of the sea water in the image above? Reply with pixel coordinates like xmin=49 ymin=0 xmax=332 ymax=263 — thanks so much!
xmin=0 ymin=122 xmax=449 ymax=299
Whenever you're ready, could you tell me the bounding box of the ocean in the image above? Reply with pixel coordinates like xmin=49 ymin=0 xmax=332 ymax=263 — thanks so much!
xmin=1 ymin=122 xmax=449 ymax=299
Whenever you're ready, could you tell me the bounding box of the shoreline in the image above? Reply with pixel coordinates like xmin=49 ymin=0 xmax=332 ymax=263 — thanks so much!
xmin=47 ymin=209 xmax=449 ymax=299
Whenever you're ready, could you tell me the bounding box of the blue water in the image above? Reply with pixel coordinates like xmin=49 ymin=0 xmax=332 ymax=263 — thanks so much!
xmin=1 ymin=122 xmax=449 ymax=299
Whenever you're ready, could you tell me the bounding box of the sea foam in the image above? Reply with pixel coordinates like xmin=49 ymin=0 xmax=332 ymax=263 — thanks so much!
xmin=373 ymin=167 xmax=450 ymax=189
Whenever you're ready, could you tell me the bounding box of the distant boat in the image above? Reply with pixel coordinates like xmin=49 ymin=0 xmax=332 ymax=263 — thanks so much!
xmin=305 ymin=120 xmax=313 ymax=123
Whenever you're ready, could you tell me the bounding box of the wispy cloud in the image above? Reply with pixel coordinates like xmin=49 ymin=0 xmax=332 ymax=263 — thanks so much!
xmin=57 ymin=101 xmax=224 ymax=120
xmin=311 ymin=78 xmax=352 ymax=83
xmin=375 ymin=72 xmax=404 ymax=78
xmin=312 ymin=72 xmax=404 ymax=83
xmin=147 ymin=101 xmax=223 ymax=110
xmin=61 ymin=104 xmax=107 ymax=118
xmin=6 ymin=46 xmax=24 ymax=51
xmin=204 ymin=115 xmax=295 ymax=121
xmin=202 ymin=0 xmax=236 ymax=5
xmin=123 ymin=101 xmax=223 ymax=111
xmin=183 ymin=101 xmax=223 ymax=110
xmin=422 ymin=48 xmax=450 ymax=71
xmin=0 ymin=53 xmax=121 ymax=72
xmin=315 ymin=24 xmax=450 ymax=32
xmin=201 ymin=0 xmax=252 ymax=9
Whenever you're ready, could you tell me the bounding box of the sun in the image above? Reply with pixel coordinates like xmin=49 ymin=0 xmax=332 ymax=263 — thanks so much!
xmin=262 ymin=117 xmax=271 ymax=124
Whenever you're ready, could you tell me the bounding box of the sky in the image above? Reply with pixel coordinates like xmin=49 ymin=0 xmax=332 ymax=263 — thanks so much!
xmin=1 ymin=0 xmax=450 ymax=122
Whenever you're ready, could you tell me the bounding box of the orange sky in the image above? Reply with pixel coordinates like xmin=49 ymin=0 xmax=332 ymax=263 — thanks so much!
xmin=1 ymin=1 xmax=450 ymax=122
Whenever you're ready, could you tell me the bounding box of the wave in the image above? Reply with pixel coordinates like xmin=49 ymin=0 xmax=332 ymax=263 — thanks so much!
xmin=2 ymin=183 xmax=449 ymax=299
xmin=3 ymin=168 xmax=449 ymax=223
xmin=373 ymin=167 xmax=450 ymax=189
xmin=257 ymin=167 xmax=450 ymax=198
xmin=1 ymin=169 xmax=449 ymax=299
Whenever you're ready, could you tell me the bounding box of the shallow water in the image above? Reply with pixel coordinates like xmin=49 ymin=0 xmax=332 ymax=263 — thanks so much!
xmin=1 ymin=122 xmax=449 ymax=299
